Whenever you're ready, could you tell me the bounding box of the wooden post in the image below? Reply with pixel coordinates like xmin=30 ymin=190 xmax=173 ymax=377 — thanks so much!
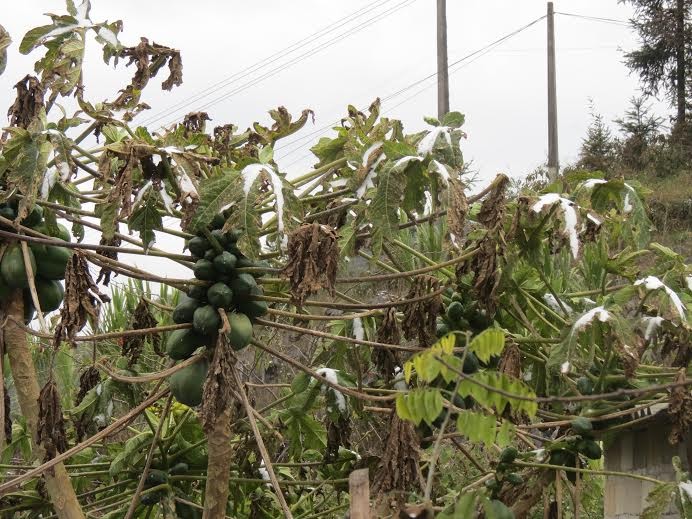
xmin=437 ymin=0 xmax=449 ymax=120
xmin=349 ymin=468 xmax=370 ymax=519
xmin=547 ymin=1 xmax=559 ymax=181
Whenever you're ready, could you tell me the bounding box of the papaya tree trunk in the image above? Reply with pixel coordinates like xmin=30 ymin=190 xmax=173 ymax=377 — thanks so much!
xmin=202 ymin=406 xmax=234 ymax=519
xmin=4 ymin=291 xmax=85 ymax=519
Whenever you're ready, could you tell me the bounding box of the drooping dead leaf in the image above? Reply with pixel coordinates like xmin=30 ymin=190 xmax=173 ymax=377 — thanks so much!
xmin=110 ymin=38 xmax=183 ymax=110
xmin=281 ymin=223 xmax=339 ymax=305
xmin=75 ymin=366 xmax=100 ymax=406
xmin=447 ymin=178 xmax=468 ymax=247
xmin=54 ymin=251 xmax=110 ymax=348
xmin=613 ymin=336 xmax=643 ymax=379
xmin=325 ymin=414 xmax=351 ymax=462
xmin=96 ymin=235 xmax=121 ymax=286
xmin=182 ymin=111 xmax=211 ymax=134
xmin=668 ymin=370 xmax=692 ymax=445
xmin=122 ymin=298 xmax=161 ymax=366
xmin=401 ymin=275 xmax=442 ymax=346
xmin=7 ymin=75 xmax=44 ymax=129
xmin=373 ymin=307 xmax=402 ymax=382
xmin=37 ymin=379 xmax=68 ymax=461
xmin=498 ymin=342 xmax=522 ymax=380
xmin=372 ymin=412 xmax=423 ymax=498
xmin=199 ymin=336 xmax=236 ymax=433
xmin=477 ymin=174 xmax=509 ymax=231
xmin=457 ymin=233 xmax=504 ymax=315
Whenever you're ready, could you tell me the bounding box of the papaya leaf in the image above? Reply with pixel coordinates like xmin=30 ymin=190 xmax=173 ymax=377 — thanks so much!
xmin=456 ymin=410 xmax=496 ymax=447
xmin=109 ymin=431 xmax=153 ymax=478
xmin=641 ymin=482 xmax=676 ymax=519
xmin=437 ymin=493 xmax=477 ymax=519
xmin=190 ymin=169 xmax=241 ymax=231
xmin=128 ymin=190 xmax=162 ymax=250
xmin=369 ymin=165 xmax=404 ymax=259
xmin=468 ymin=328 xmax=505 ymax=364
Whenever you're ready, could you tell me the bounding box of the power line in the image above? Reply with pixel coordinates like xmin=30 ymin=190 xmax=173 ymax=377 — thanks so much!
xmin=556 ymin=12 xmax=630 ymax=27
xmin=138 ymin=0 xmax=397 ymax=126
xmin=276 ymin=15 xmax=546 ymax=164
xmin=154 ymin=0 xmax=421 ymax=129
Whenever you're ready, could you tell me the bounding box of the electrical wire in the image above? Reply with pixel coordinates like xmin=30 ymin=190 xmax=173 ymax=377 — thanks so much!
xmin=154 ymin=0 xmax=421 ymax=129
xmin=556 ymin=12 xmax=631 ymax=27
xmin=138 ymin=0 xmax=397 ymax=126
xmin=275 ymin=15 xmax=547 ymax=164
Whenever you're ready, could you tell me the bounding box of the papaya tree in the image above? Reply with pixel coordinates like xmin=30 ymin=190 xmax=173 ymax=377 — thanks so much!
xmin=0 ymin=1 xmax=691 ymax=518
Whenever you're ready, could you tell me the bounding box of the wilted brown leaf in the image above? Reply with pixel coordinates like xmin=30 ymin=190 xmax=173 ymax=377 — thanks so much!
xmin=457 ymin=233 xmax=504 ymax=315
xmin=668 ymin=370 xmax=692 ymax=445
xmin=96 ymin=235 xmax=121 ymax=286
xmin=200 ymin=337 xmax=236 ymax=433
xmin=37 ymin=379 xmax=68 ymax=461
xmin=54 ymin=252 xmax=110 ymax=348
xmin=281 ymin=223 xmax=339 ymax=305
xmin=374 ymin=307 xmax=402 ymax=382
xmin=182 ymin=111 xmax=211 ymax=134
xmin=325 ymin=414 xmax=351 ymax=462
xmin=122 ymin=298 xmax=161 ymax=366
xmin=110 ymin=38 xmax=183 ymax=110
xmin=401 ymin=275 xmax=442 ymax=346
xmin=447 ymin=178 xmax=468 ymax=247
xmin=75 ymin=366 xmax=100 ymax=406
xmin=478 ymin=173 xmax=509 ymax=230
xmin=498 ymin=342 xmax=522 ymax=380
xmin=7 ymin=75 xmax=44 ymax=129
xmin=372 ymin=412 xmax=423 ymax=497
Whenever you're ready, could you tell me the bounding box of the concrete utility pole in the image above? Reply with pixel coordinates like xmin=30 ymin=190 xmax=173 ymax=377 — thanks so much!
xmin=547 ymin=2 xmax=559 ymax=180
xmin=437 ymin=0 xmax=449 ymax=120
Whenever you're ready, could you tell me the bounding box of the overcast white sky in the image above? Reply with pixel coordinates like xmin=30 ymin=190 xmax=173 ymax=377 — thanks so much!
xmin=0 ymin=0 xmax=670 ymax=185
xmin=0 ymin=1 xmax=672 ymax=282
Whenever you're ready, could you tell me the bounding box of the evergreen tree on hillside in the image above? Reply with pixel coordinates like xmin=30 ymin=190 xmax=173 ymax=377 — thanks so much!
xmin=578 ymin=102 xmax=617 ymax=172
xmin=615 ymin=96 xmax=664 ymax=169
xmin=621 ymin=0 xmax=691 ymax=132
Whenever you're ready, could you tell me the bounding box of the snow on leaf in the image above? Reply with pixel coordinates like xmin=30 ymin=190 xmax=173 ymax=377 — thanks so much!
xmin=158 ymin=185 xmax=175 ymax=214
xmin=641 ymin=316 xmax=665 ymax=341
xmin=355 ymin=142 xmax=384 ymax=199
xmin=133 ymin=180 xmax=153 ymax=208
xmin=543 ymin=293 xmax=573 ymax=315
xmin=532 ymin=194 xmax=580 ymax=259
xmin=41 ymin=169 xmax=59 ymax=199
xmin=572 ymin=306 xmax=611 ymax=335
xmin=417 ymin=125 xmax=452 ymax=155
xmin=352 ymin=317 xmax=364 ymax=342
xmin=560 ymin=361 xmax=571 ymax=374
xmin=96 ymin=26 xmax=118 ymax=47
xmin=393 ymin=155 xmax=422 ymax=171
xmin=634 ymin=276 xmax=687 ymax=321
xmin=241 ymin=163 xmax=288 ymax=249
xmin=314 ymin=368 xmax=347 ymax=414
xmin=687 ymin=275 xmax=692 ymax=291
xmin=75 ymin=0 xmax=91 ymax=24
xmin=431 ymin=159 xmax=451 ymax=185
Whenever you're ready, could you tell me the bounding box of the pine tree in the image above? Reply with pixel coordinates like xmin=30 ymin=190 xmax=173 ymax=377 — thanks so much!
xmin=615 ymin=96 xmax=664 ymax=169
xmin=578 ymin=103 xmax=617 ymax=172
xmin=621 ymin=0 xmax=691 ymax=131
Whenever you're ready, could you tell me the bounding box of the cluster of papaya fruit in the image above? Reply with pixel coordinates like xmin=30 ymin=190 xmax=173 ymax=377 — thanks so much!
xmin=139 ymin=463 xmax=201 ymax=517
xmin=0 ymin=200 xmax=71 ymax=321
xmin=166 ymin=215 xmax=268 ymax=407
xmin=436 ymin=288 xmax=493 ymax=338
xmin=484 ymin=447 xmax=525 ymax=501
xmin=547 ymin=417 xmax=602 ymax=481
